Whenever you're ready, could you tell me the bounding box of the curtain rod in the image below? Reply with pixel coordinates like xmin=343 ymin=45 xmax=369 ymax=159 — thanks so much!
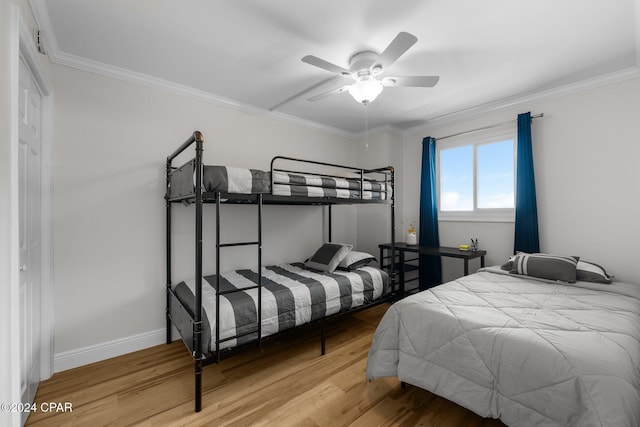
xmin=435 ymin=113 xmax=544 ymax=141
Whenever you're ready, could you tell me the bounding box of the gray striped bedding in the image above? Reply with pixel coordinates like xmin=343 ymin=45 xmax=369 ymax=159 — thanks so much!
xmin=201 ymin=165 xmax=391 ymax=200
xmin=202 ymin=165 xmax=271 ymax=194
xmin=173 ymin=262 xmax=389 ymax=353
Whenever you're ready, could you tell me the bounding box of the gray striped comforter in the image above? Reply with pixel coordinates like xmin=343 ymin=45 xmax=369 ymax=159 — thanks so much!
xmin=202 ymin=166 xmax=391 ymax=200
xmin=173 ymin=262 xmax=389 ymax=353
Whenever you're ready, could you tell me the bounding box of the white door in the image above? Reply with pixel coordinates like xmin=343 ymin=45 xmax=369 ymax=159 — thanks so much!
xmin=18 ymin=57 xmax=42 ymax=423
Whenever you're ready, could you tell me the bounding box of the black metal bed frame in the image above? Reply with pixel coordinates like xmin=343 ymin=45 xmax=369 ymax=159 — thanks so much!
xmin=165 ymin=131 xmax=396 ymax=412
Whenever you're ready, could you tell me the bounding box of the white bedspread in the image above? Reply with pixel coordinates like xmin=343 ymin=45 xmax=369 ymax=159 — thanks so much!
xmin=366 ymin=267 xmax=640 ymax=426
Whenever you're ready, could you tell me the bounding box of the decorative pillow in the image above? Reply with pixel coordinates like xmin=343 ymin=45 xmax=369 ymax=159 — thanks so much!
xmin=576 ymin=260 xmax=613 ymax=284
xmin=508 ymin=252 xmax=579 ymax=283
xmin=337 ymin=251 xmax=377 ymax=271
xmin=304 ymin=243 xmax=352 ymax=273
xmin=500 ymin=254 xmax=517 ymax=271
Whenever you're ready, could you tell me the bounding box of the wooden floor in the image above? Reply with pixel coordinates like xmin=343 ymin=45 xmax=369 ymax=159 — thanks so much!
xmin=27 ymin=304 xmax=506 ymax=426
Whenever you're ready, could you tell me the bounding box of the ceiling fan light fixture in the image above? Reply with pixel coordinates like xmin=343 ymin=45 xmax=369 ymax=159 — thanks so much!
xmin=296 ymin=32 xmax=439 ymax=108
xmin=348 ymin=76 xmax=383 ymax=105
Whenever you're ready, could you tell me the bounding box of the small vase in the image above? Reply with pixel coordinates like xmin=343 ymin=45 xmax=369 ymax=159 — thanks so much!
xmin=406 ymin=233 xmax=417 ymax=245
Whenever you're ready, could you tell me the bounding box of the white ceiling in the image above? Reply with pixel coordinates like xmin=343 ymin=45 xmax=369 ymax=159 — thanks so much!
xmin=36 ymin=0 xmax=639 ymax=134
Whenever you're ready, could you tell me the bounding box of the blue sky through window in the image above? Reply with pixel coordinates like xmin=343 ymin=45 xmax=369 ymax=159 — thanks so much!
xmin=440 ymin=145 xmax=473 ymax=210
xmin=478 ymin=140 xmax=514 ymax=208
xmin=440 ymin=139 xmax=514 ymax=211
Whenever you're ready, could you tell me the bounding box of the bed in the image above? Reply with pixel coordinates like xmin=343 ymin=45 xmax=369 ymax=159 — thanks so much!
xmin=165 ymin=131 xmax=397 ymax=412
xmin=167 ymin=149 xmax=392 ymax=203
xmin=172 ymin=262 xmax=389 ymax=354
xmin=366 ymin=263 xmax=640 ymax=426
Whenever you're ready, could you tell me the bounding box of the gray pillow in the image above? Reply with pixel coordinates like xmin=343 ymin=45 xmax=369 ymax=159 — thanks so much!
xmin=576 ymin=260 xmax=613 ymax=284
xmin=509 ymin=253 xmax=579 ymax=283
xmin=304 ymin=243 xmax=352 ymax=273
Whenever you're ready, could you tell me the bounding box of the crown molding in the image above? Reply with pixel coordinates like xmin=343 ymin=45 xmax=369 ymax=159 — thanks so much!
xmin=60 ymin=47 xmax=633 ymax=141
xmin=43 ymin=43 xmax=640 ymax=142
xmin=404 ymin=66 xmax=640 ymax=136
xmin=26 ymin=0 xmax=640 ymax=140
xmin=56 ymin=50 xmax=358 ymax=138
xmin=29 ymin=1 xmax=353 ymax=138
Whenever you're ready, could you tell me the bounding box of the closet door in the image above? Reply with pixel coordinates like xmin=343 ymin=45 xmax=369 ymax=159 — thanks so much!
xmin=18 ymin=56 xmax=43 ymax=422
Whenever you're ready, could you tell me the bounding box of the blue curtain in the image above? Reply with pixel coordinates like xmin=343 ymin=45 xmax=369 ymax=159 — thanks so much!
xmin=514 ymin=112 xmax=540 ymax=253
xmin=419 ymin=136 xmax=442 ymax=287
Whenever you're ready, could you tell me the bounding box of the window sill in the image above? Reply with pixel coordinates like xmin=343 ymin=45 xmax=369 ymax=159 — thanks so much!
xmin=439 ymin=211 xmax=514 ymax=223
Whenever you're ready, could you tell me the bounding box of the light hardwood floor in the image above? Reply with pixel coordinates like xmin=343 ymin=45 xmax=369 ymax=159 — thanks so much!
xmin=27 ymin=304 xmax=505 ymax=426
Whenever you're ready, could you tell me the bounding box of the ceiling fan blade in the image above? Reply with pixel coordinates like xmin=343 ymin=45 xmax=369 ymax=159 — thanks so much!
xmin=307 ymin=85 xmax=351 ymax=102
xmin=374 ymin=32 xmax=418 ymax=72
xmin=269 ymin=75 xmax=346 ymax=111
xmin=382 ymin=76 xmax=440 ymax=87
xmin=302 ymin=55 xmax=351 ymax=76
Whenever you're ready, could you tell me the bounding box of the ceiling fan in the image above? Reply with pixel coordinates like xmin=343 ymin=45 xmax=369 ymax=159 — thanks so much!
xmin=271 ymin=32 xmax=439 ymax=110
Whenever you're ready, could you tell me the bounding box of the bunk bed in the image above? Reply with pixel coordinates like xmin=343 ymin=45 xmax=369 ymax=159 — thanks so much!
xmin=165 ymin=131 xmax=397 ymax=412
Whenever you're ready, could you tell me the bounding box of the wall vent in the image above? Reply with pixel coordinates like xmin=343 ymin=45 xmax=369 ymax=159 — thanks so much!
xmin=33 ymin=29 xmax=46 ymax=55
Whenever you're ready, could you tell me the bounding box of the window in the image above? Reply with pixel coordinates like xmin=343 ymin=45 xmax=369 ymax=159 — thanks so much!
xmin=437 ymin=128 xmax=515 ymax=222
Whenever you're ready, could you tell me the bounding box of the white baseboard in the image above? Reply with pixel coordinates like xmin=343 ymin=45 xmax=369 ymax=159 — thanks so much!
xmin=53 ymin=328 xmax=178 ymax=373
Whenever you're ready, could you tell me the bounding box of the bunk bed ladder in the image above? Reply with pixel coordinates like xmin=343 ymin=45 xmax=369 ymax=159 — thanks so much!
xmin=214 ymin=192 xmax=264 ymax=365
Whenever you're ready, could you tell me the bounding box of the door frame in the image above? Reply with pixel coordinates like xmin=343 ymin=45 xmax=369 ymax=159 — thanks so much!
xmin=19 ymin=9 xmax=54 ymax=384
xmin=5 ymin=6 xmax=54 ymax=411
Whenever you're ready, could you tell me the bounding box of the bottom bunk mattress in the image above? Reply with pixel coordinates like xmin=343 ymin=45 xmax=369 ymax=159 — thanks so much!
xmin=173 ymin=262 xmax=389 ymax=354
xmin=366 ymin=266 xmax=640 ymax=427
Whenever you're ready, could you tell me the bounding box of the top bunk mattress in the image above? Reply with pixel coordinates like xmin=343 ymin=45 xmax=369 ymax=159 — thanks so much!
xmin=200 ymin=165 xmax=392 ymax=200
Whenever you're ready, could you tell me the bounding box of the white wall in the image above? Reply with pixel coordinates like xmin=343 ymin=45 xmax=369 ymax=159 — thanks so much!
xmin=42 ymin=33 xmax=640 ymax=372
xmin=402 ymin=76 xmax=640 ymax=284
xmin=50 ymin=64 xmax=374 ymax=364
xmin=353 ymin=128 xmax=403 ymax=257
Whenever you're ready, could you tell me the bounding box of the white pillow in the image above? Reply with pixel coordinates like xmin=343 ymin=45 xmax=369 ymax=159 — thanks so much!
xmin=576 ymin=260 xmax=613 ymax=284
xmin=338 ymin=251 xmax=376 ymax=271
